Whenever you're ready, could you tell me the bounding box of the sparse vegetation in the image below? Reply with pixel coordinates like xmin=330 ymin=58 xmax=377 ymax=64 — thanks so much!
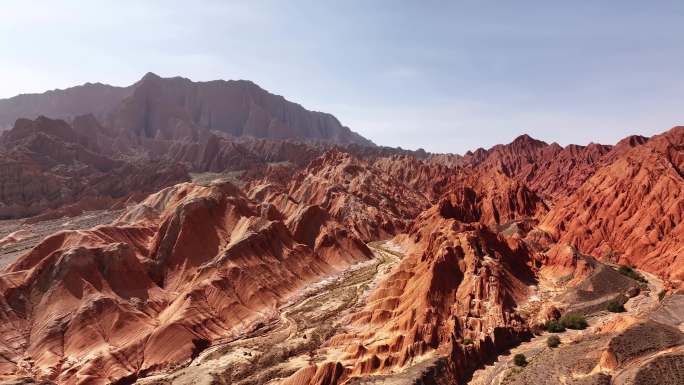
xmin=502 ymin=367 xmax=522 ymax=383
xmin=546 ymin=335 xmax=561 ymax=348
xmin=463 ymin=338 xmax=473 ymax=345
xmin=658 ymin=290 xmax=666 ymax=301
xmin=617 ymin=265 xmax=647 ymax=283
xmin=559 ymin=314 xmax=588 ymax=330
xmin=513 ymin=353 xmax=527 ymax=367
xmin=607 ymin=300 xmax=625 ymax=313
xmin=546 ymin=320 xmax=566 ymax=333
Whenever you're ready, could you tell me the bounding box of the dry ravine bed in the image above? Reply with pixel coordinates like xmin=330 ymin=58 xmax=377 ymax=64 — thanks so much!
xmin=136 ymin=241 xmax=404 ymax=385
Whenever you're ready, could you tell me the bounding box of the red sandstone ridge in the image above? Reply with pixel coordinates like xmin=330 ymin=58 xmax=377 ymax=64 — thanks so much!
xmin=0 ymin=116 xmax=190 ymax=219
xmin=460 ymin=134 xmax=613 ymax=200
xmin=0 ymin=181 xmax=371 ymax=384
xmin=540 ymin=127 xmax=684 ymax=287
xmin=248 ymin=150 xmax=432 ymax=242
xmin=281 ymin=193 xmax=535 ymax=385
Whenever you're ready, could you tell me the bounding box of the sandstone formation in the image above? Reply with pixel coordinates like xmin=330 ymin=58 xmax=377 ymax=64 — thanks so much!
xmin=458 ymin=134 xmax=613 ymax=200
xmin=541 ymin=127 xmax=684 ymax=286
xmin=1 ymin=74 xmax=684 ymax=385
xmin=0 ymin=116 xmax=190 ymax=219
xmin=276 ymin=185 xmax=536 ymax=385
xmin=0 ymin=181 xmax=372 ymax=384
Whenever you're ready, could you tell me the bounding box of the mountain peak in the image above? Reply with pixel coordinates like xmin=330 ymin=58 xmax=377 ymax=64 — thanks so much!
xmin=140 ymin=72 xmax=162 ymax=81
xmin=510 ymin=133 xmax=546 ymax=147
xmin=117 ymin=74 xmax=374 ymax=146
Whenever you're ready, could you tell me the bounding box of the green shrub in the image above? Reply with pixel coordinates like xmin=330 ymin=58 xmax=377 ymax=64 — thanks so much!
xmin=546 ymin=320 xmax=566 ymax=333
xmin=617 ymin=265 xmax=647 ymax=283
xmin=513 ymin=353 xmax=527 ymax=367
xmin=607 ymin=301 xmax=625 ymax=313
xmin=560 ymin=314 xmax=588 ymax=330
xmin=463 ymin=338 xmax=473 ymax=345
xmin=546 ymin=335 xmax=561 ymax=348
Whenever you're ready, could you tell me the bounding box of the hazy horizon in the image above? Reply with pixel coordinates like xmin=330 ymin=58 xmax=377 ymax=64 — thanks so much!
xmin=2 ymin=1 xmax=683 ymax=153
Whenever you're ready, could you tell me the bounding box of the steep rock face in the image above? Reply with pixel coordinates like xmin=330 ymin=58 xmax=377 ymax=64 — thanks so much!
xmin=371 ymin=155 xmax=454 ymax=201
xmin=541 ymin=127 xmax=684 ymax=286
xmin=0 ymin=181 xmax=371 ymax=384
xmin=285 ymin=150 xmax=431 ymax=241
xmin=462 ymin=134 xmax=613 ymax=200
xmin=441 ymin=169 xmax=549 ymax=225
xmin=1 ymin=73 xmax=373 ymax=147
xmin=0 ymin=117 xmax=190 ymax=219
xmin=282 ymin=197 xmax=534 ymax=385
xmin=109 ymin=73 xmax=373 ymax=145
xmin=0 ymin=83 xmax=132 ymax=130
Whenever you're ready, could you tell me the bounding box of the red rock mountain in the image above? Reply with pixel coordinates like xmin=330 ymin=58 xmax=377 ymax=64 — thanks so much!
xmin=1 ymin=74 xmax=683 ymax=385
xmin=541 ymin=127 xmax=684 ymax=285
xmin=0 ymin=116 xmax=189 ymax=219
xmin=284 ymin=200 xmax=534 ymax=385
xmin=0 ymin=181 xmax=372 ymax=384
xmin=459 ymin=134 xmax=613 ymax=200
xmin=0 ymin=74 xmax=380 ymax=218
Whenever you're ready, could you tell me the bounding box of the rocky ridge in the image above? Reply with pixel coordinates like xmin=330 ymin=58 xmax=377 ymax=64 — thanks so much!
xmin=0 ymin=76 xmax=683 ymax=385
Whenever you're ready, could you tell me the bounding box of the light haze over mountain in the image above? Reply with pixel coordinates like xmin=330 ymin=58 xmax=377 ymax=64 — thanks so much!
xmin=1 ymin=1 xmax=683 ymax=153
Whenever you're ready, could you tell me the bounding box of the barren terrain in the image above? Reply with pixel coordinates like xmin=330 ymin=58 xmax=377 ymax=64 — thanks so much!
xmin=0 ymin=209 xmax=122 ymax=267
xmin=136 ymin=241 xmax=404 ymax=385
xmin=468 ymin=266 xmax=684 ymax=385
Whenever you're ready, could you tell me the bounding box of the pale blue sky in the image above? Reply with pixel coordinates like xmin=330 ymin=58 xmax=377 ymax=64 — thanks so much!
xmin=1 ymin=1 xmax=683 ymax=153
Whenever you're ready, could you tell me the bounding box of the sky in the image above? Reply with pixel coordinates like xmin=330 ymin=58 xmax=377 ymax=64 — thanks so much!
xmin=1 ymin=1 xmax=683 ymax=153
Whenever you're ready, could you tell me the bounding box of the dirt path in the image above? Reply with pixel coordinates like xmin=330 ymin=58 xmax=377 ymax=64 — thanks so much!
xmin=610 ymin=344 xmax=684 ymax=385
xmin=137 ymin=241 xmax=403 ymax=385
xmin=468 ymin=328 xmax=585 ymax=385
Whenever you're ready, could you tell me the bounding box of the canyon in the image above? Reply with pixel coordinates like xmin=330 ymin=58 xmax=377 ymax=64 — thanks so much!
xmin=0 ymin=74 xmax=682 ymax=385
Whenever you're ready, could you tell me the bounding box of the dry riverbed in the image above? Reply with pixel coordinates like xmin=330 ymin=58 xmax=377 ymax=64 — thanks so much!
xmin=136 ymin=241 xmax=404 ymax=385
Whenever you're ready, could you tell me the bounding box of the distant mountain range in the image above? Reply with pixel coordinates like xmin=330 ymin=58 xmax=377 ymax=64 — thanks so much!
xmin=0 ymin=72 xmax=372 ymax=146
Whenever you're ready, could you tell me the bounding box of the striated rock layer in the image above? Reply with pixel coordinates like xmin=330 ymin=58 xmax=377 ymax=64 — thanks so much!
xmin=0 ymin=181 xmax=372 ymax=384
xmin=541 ymin=127 xmax=684 ymax=286
xmin=1 ymin=80 xmax=684 ymax=385
xmin=281 ymin=190 xmax=536 ymax=385
xmin=0 ymin=116 xmax=190 ymax=219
